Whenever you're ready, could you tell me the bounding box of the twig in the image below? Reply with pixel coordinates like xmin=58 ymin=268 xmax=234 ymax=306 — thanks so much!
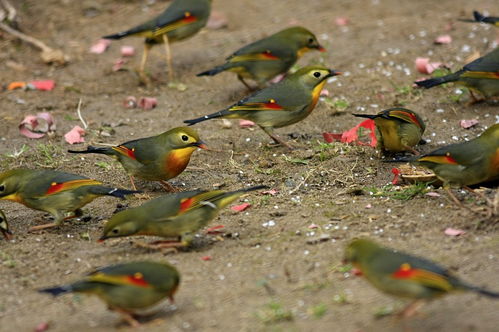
xmin=289 ymin=168 xmax=316 ymax=195
xmin=76 ymin=99 xmax=88 ymax=129
xmin=1 ymin=0 xmax=16 ymax=21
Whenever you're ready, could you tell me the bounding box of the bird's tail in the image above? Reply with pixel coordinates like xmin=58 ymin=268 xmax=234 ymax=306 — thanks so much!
xmin=352 ymin=113 xmax=377 ymax=120
xmin=197 ymin=64 xmax=229 ymax=77
xmin=184 ymin=110 xmax=229 ymax=126
xmin=461 ymin=282 xmax=499 ymax=299
xmin=382 ymin=156 xmax=415 ymax=163
xmin=68 ymin=146 xmax=114 ymax=156
xmin=39 ymin=285 xmax=73 ymax=297
xmin=212 ymin=185 xmax=269 ymax=209
xmin=103 ymin=31 xmax=131 ymax=40
xmin=473 ymin=11 xmax=486 ymax=22
xmin=415 ymin=72 xmax=461 ymax=89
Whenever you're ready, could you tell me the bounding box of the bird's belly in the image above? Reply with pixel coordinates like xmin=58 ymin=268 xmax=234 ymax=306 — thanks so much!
xmin=461 ymin=77 xmax=499 ymax=98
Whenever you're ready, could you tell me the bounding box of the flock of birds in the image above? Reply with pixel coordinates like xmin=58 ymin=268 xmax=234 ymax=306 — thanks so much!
xmin=1 ymin=0 xmax=498 ymax=328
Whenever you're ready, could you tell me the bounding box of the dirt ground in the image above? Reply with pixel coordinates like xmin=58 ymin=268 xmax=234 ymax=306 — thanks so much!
xmin=0 ymin=0 xmax=498 ymax=331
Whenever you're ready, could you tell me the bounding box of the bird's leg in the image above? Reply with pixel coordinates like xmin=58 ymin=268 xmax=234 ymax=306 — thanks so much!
xmin=29 ymin=212 xmax=65 ymax=231
xmin=139 ymin=43 xmax=152 ymax=84
xmin=397 ymin=299 xmax=426 ymax=318
xmin=159 ymin=180 xmax=180 ymax=192
xmin=237 ymin=75 xmax=254 ymax=91
xmin=466 ymin=89 xmax=483 ymax=106
xmin=444 ymin=187 xmax=464 ymax=207
xmin=112 ymin=307 xmax=141 ymax=328
xmin=463 ymin=186 xmax=495 ymax=217
xmin=129 ymin=175 xmax=138 ymax=191
xmin=260 ymin=126 xmax=294 ymax=150
xmin=162 ymin=34 xmax=174 ymax=81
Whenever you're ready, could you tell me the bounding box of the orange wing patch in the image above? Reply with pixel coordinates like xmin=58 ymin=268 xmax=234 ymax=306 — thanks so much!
xmin=179 ymin=197 xmax=194 ymax=212
xmin=461 ymin=71 xmax=499 ymax=79
xmin=230 ymin=100 xmax=284 ymax=112
xmin=46 ymin=179 xmax=102 ymax=196
xmin=112 ymin=145 xmax=136 ymax=160
xmin=230 ymin=51 xmax=280 ymax=63
xmin=391 ymin=263 xmax=453 ymax=291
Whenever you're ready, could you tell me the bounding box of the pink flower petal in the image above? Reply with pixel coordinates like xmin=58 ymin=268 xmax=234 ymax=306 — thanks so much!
xmin=29 ymin=80 xmax=55 ymax=91
xmin=201 ymin=255 xmax=212 ymax=261
xmin=425 ymin=62 xmax=442 ymax=74
xmin=239 ymin=120 xmax=255 ymax=128
xmin=320 ymin=89 xmax=329 ymax=97
xmin=261 ymin=189 xmax=278 ymax=196
xmin=112 ymin=58 xmax=127 ymax=71
xmin=231 ymin=203 xmax=251 ymax=212
xmin=19 ymin=116 xmax=45 ymax=139
xmin=459 ymin=119 xmax=479 ymax=129
xmin=391 ymin=168 xmax=401 ymax=185
xmin=425 ymin=192 xmax=441 ymax=197
xmin=64 ymin=126 xmax=86 ymax=144
xmin=335 ymin=17 xmax=349 ymax=26
xmin=207 ymin=11 xmax=228 ymax=30
xmin=138 ymin=97 xmax=157 ymax=110
xmin=123 ymin=96 xmax=137 ymax=109
xmin=415 ymin=57 xmax=430 ymax=74
xmin=90 ymin=39 xmax=111 ymax=54
xmin=444 ymin=228 xmax=466 ymax=236
xmin=434 ymin=35 xmax=452 ymax=45
xmin=308 ymin=223 xmax=319 ymax=229
xmin=35 ymin=322 xmax=50 ymax=332
xmin=120 ymin=46 xmax=135 ymax=57
xmin=37 ymin=112 xmax=56 ymax=131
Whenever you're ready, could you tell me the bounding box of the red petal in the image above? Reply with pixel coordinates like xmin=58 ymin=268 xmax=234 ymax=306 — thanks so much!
xmin=231 ymin=203 xmax=251 ymax=212
xmin=391 ymin=168 xmax=401 ymax=185
xmin=30 ymin=80 xmax=55 ymax=91
xmin=201 ymin=255 xmax=212 ymax=261
xmin=322 ymin=132 xmax=342 ymax=143
xmin=138 ymin=97 xmax=157 ymax=110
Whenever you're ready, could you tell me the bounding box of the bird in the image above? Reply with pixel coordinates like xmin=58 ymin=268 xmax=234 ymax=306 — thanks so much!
xmin=99 ymin=185 xmax=267 ymax=249
xmin=68 ymin=127 xmax=207 ymax=191
xmin=39 ymin=261 xmax=180 ymax=327
xmin=103 ymin=0 xmax=212 ymax=81
xmin=415 ymin=47 xmax=499 ymax=104
xmin=0 ymin=169 xmax=139 ymax=231
xmin=197 ymin=26 xmax=325 ymax=89
xmin=352 ymin=108 xmax=426 ymax=155
xmin=0 ymin=209 xmax=12 ymax=240
xmin=344 ymin=238 xmax=499 ymax=317
xmin=459 ymin=10 xmax=499 ymax=27
xmin=185 ymin=65 xmax=341 ymax=149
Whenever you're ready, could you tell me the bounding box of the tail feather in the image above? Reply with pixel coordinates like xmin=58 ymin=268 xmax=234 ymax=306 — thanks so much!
xmin=197 ymin=65 xmax=227 ymax=77
xmin=352 ymin=113 xmax=377 ymax=119
xmin=415 ymin=77 xmax=450 ymax=89
xmin=68 ymin=146 xmax=113 ymax=155
xmin=473 ymin=11 xmax=486 ymax=22
xmin=184 ymin=111 xmax=228 ymax=126
xmin=463 ymin=282 xmax=499 ymax=298
xmin=105 ymin=188 xmax=141 ymax=199
xmin=382 ymin=156 xmax=414 ymax=163
xmin=39 ymin=285 xmax=72 ymax=297
xmin=103 ymin=31 xmax=130 ymax=40
xmin=239 ymin=185 xmax=269 ymax=193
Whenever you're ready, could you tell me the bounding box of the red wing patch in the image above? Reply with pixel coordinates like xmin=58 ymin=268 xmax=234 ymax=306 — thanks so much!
xmin=179 ymin=197 xmax=194 ymax=212
xmin=230 ymin=100 xmax=284 ymax=112
xmin=89 ymin=272 xmax=151 ymax=288
xmin=126 ymin=273 xmax=150 ymax=287
xmin=391 ymin=263 xmax=453 ymax=291
xmin=112 ymin=145 xmax=136 ymax=160
xmin=46 ymin=179 xmax=102 ymax=195
xmin=418 ymin=154 xmax=458 ymax=165
xmin=181 ymin=12 xmax=197 ymax=24
xmin=388 ymin=110 xmax=423 ymax=128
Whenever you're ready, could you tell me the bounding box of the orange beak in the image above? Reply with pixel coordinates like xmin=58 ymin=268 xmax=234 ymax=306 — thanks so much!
xmin=318 ymin=46 xmax=326 ymax=52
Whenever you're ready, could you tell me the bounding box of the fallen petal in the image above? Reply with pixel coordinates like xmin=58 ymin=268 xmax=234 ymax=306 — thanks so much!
xmin=322 ymin=132 xmax=342 ymax=143
xmin=34 ymin=322 xmax=50 ymax=332
xmin=19 ymin=116 xmax=45 ymax=139
xmin=261 ymin=189 xmax=278 ymax=196
xmin=123 ymin=96 xmax=137 ymax=109
xmin=30 ymin=80 xmax=56 ymax=91
xmin=425 ymin=62 xmax=442 ymax=74
xmin=391 ymin=168 xmax=401 ymax=185
xmin=434 ymin=35 xmax=452 ymax=44
xmin=201 ymin=255 xmax=212 ymax=261
xmin=415 ymin=57 xmax=430 ymax=74
xmin=308 ymin=223 xmax=319 ymax=229
xmin=207 ymin=11 xmax=228 ymax=30
xmin=121 ymin=46 xmax=135 ymax=57
xmin=231 ymin=203 xmax=251 ymax=212
xmin=221 ymin=119 xmax=232 ymax=129
xmin=444 ymin=228 xmax=466 ymax=236
xmin=37 ymin=112 xmax=56 ymax=131
xmin=138 ymin=97 xmax=157 ymax=110
xmin=320 ymin=89 xmax=329 ymax=97
xmin=112 ymin=58 xmax=127 ymax=71
xmin=239 ymin=120 xmax=255 ymax=128
xmin=335 ymin=17 xmax=349 ymax=26
xmin=90 ymin=39 xmax=111 ymax=54
xmin=7 ymin=81 xmax=27 ymax=90
xmin=459 ymin=119 xmax=479 ymax=129
xmin=64 ymin=126 xmax=86 ymax=144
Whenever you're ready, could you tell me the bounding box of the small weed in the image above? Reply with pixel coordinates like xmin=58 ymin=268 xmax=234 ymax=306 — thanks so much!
xmin=256 ymin=301 xmax=293 ymax=325
xmin=282 ymin=155 xmax=309 ymax=165
xmin=4 ymin=144 xmax=30 ymax=159
xmin=323 ymin=97 xmax=350 ymax=113
xmin=364 ymin=182 xmax=429 ymax=200
xmin=35 ymin=143 xmax=65 ymax=167
xmin=374 ymin=305 xmax=394 ymax=319
xmin=308 ymin=303 xmax=327 ymax=318
xmin=333 ymin=293 xmax=349 ymax=304
xmin=95 ymin=161 xmax=112 ymax=170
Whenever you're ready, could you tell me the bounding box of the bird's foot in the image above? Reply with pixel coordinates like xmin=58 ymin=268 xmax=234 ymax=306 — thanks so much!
xmin=114 ymin=308 xmax=141 ymax=328
xmin=159 ymin=181 xmax=180 ymax=192
xmin=397 ymin=299 xmax=426 ymax=319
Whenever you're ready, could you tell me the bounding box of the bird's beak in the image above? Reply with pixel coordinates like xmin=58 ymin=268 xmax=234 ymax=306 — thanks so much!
xmin=98 ymin=236 xmax=107 ymax=243
xmin=193 ymin=141 xmax=209 ymax=150
xmin=317 ymin=45 xmax=326 ymax=52
xmin=326 ymin=69 xmax=342 ymax=78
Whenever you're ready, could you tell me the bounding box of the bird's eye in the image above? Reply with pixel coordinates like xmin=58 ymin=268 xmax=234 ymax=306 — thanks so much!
xmin=308 ymin=38 xmax=314 ymax=43
xmin=112 ymin=228 xmax=119 ymax=234
xmin=181 ymin=135 xmax=189 ymax=142
xmin=0 ymin=185 xmax=4 ymax=192
xmin=313 ymin=72 xmax=321 ymax=78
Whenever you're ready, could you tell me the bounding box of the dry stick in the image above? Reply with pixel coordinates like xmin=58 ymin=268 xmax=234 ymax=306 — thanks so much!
xmin=0 ymin=20 xmax=52 ymax=53
xmin=1 ymin=0 xmax=16 ymax=21
xmin=76 ymin=99 xmax=88 ymax=129
xmin=289 ymin=168 xmax=316 ymax=195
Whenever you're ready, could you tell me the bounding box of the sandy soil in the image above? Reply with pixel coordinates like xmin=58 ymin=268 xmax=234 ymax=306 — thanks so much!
xmin=0 ymin=0 xmax=498 ymax=331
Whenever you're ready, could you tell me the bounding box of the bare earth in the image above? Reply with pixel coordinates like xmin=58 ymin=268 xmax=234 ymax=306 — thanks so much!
xmin=0 ymin=0 xmax=498 ymax=331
